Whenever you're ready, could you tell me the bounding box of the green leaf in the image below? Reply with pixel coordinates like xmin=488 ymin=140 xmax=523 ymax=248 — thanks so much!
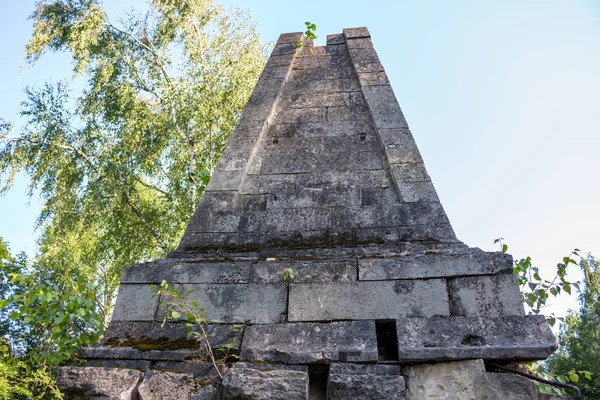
xmin=171 ymin=311 xmax=181 ymax=319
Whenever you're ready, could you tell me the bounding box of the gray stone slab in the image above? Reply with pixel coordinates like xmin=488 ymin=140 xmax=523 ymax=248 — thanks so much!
xmin=240 ymin=321 xmax=378 ymax=363
xmin=250 ymin=259 xmax=356 ymax=283
xmin=260 ymin=150 xmax=381 ymax=174
xmin=286 ymin=77 xmax=361 ymax=93
xmin=359 ymin=249 xmax=513 ymax=280
xmin=153 ymin=362 xmax=217 ymax=378
xmin=253 ymin=77 xmax=285 ymax=93
xmin=285 ymin=92 xmax=361 ymax=109
xmin=266 ymin=186 xmax=361 ymax=209
xmin=79 ymin=346 xmax=197 ymax=361
xmin=139 ymin=370 xmax=221 ymax=400
xmin=361 ymin=187 xmax=401 ymax=206
xmin=271 ymin=43 xmax=299 ymax=56
xmin=378 ymin=128 xmax=423 ymax=164
xmin=294 ymin=54 xmax=353 ymax=70
xmin=398 ymin=181 xmax=440 ymax=203
xmin=111 ymin=284 xmax=158 ymax=321
xmin=288 ymin=279 xmax=449 ymax=321
xmin=85 ymin=358 xmax=152 ymax=370
xmin=396 ymin=315 xmax=557 ymax=362
xmin=158 ymin=283 xmax=287 ymax=324
xmin=345 ymin=38 xmax=374 ymax=49
xmin=327 ymin=363 xmax=405 ymax=400
xmin=277 ymin=32 xmax=304 ymax=44
xmin=357 ymin=71 xmax=390 ymax=87
xmin=327 ymin=34 xmax=345 ymax=45
xmin=292 ymin=65 xmax=356 ymax=81
xmin=260 ymin=65 xmax=292 ymax=80
xmin=240 ymin=193 xmax=268 ymax=210
xmin=272 ymin=121 xmax=375 ymax=138
xmin=263 ymin=135 xmax=379 ymax=158
xmin=57 ymin=366 xmax=142 ymax=399
xmin=343 ymin=27 xmax=371 ymax=39
xmin=102 ymin=322 xmax=243 ymax=351
xmin=216 ymin=135 xmax=260 ymax=171
xmin=122 ymin=260 xmax=252 ymax=284
xmin=327 ymin=104 xmax=372 ymax=123
xmin=276 ymin=106 xmax=326 ymax=125
xmin=403 ymin=359 xmax=537 ymax=400
xmin=390 ymin=163 xmax=431 ymax=182
xmin=448 ymin=274 xmax=525 ymax=317
xmin=195 ymin=191 xmax=239 ymax=212
xmin=204 ymin=170 xmax=243 ymax=191
xmin=222 ymin=365 xmax=309 ymax=400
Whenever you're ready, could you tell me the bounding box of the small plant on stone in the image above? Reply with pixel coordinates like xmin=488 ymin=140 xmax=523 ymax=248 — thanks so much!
xmin=496 ymin=239 xmax=590 ymax=395
xmin=282 ymin=267 xmax=294 ymax=285
xmin=496 ymin=238 xmax=580 ymax=326
xmin=151 ymin=280 xmax=239 ymax=378
xmin=294 ymin=21 xmax=317 ymax=48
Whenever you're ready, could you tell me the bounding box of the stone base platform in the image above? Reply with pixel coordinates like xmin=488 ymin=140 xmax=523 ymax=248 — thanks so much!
xmin=58 ymin=359 xmax=566 ymax=400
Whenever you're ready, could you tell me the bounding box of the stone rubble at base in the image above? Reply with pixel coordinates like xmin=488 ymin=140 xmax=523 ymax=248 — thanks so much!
xmin=58 ymin=27 xmax=565 ymax=400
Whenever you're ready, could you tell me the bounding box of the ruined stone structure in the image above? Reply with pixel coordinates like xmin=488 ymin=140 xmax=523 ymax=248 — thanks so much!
xmin=58 ymin=28 xmax=559 ymax=399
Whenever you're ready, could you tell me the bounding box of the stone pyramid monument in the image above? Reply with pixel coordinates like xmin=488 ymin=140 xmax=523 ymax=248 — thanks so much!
xmin=58 ymin=28 xmax=558 ymax=400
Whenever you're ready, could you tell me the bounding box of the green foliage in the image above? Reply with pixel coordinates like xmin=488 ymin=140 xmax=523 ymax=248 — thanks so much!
xmin=0 ymin=241 xmax=65 ymax=399
xmin=152 ymin=281 xmax=239 ymax=378
xmin=497 ymin=238 xmax=580 ymax=325
xmin=282 ymin=267 xmax=294 ymax=282
xmin=294 ymin=21 xmax=317 ymax=48
xmin=0 ymin=0 xmax=265 ymax=380
xmin=497 ymin=238 xmax=591 ymax=395
xmin=0 ymin=337 xmax=62 ymax=400
xmin=0 ymin=0 xmax=266 ymax=331
xmin=545 ymin=255 xmax=600 ymax=399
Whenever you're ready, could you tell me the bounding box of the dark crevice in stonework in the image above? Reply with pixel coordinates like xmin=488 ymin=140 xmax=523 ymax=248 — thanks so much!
xmin=376 ymin=319 xmax=399 ymax=361
xmin=308 ymin=364 xmax=329 ymax=400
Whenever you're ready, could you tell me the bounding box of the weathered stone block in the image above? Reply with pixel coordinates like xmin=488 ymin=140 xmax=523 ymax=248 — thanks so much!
xmin=361 ymin=187 xmax=401 ymax=206
xmin=327 ymin=34 xmax=346 ymax=45
xmin=85 ymin=359 xmax=152 ymax=370
xmin=272 ymin=120 xmax=375 ymax=139
xmin=327 ymin=363 xmax=405 ymax=400
xmin=378 ymin=128 xmax=423 ymax=164
xmin=403 ymin=359 xmax=537 ymax=400
xmin=102 ymin=321 xmax=243 ymax=352
xmin=390 ymin=163 xmax=431 ymax=182
xmin=286 ymin=77 xmax=361 ymax=93
xmin=152 ymin=362 xmax=218 ymax=378
xmin=204 ymin=170 xmax=243 ymax=191
xmin=266 ymin=186 xmax=361 ymax=209
xmin=343 ymin=27 xmax=371 ymax=39
xmin=396 ymin=181 xmax=437 ymax=203
xmin=111 ymin=284 xmax=157 ymax=321
xmin=138 ymin=370 xmax=221 ymax=400
xmin=357 ymin=71 xmax=390 ymax=87
xmin=250 ymin=259 xmax=356 ymax=283
xmin=288 ymin=279 xmax=449 ymax=321
xmin=158 ymin=283 xmax=287 ymax=324
xmin=448 ymin=274 xmax=525 ymax=317
xmin=265 ymin=54 xmax=296 ymax=69
xmin=122 ymin=260 xmax=251 ymax=284
xmin=216 ymin=135 xmax=261 ymax=170
xmin=223 ymin=365 xmax=309 ymax=400
xmin=240 ymin=321 xmax=378 ymax=363
xmin=79 ymin=346 xmax=197 ymax=361
xmin=359 ymin=249 xmax=513 ymax=280
xmin=57 ymin=366 xmax=142 ymax=400
xmin=277 ymin=32 xmax=304 ymax=44
xmin=396 ymin=315 xmax=557 ymax=362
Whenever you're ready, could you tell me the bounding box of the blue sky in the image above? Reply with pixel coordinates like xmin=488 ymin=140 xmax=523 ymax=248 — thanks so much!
xmin=1 ymin=0 xmax=599 ymax=317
